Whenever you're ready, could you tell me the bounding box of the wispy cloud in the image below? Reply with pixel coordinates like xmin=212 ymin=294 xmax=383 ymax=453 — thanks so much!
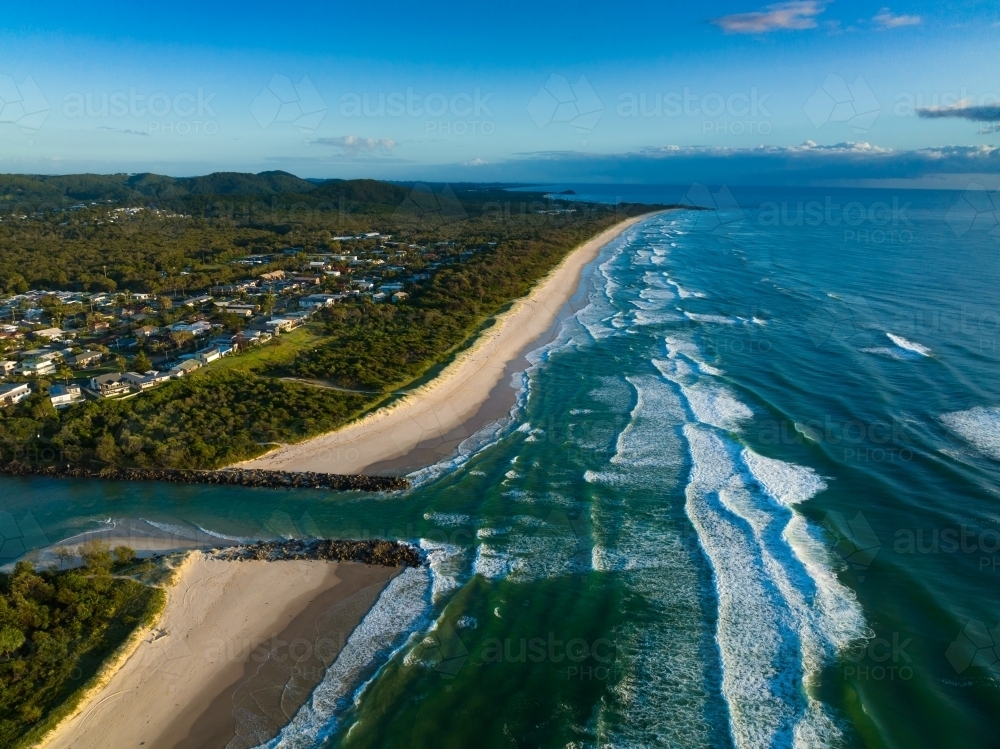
xmin=96 ymin=125 xmax=149 ymax=137
xmin=917 ymin=100 xmax=1000 ymax=121
xmin=873 ymin=8 xmax=922 ymax=28
xmin=464 ymin=158 xmax=488 ymax=167
xmin=710 ymin=1 xmax=824 ymax=33
xmin=311 ymin=135 xmax=396 ymax=155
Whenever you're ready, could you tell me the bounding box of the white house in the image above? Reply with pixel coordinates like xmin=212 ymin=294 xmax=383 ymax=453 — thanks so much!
xmin=168 ymin=359 xmax=202 ymax=378
xmin=0 ymin=360 xmax=16 ymax=377
xmin=0 ymin=382 xmax=30 ymax=407
xmin=17 ymin=358 xmax=57 ymax=377
xmin=88 ymin=372 xmax=132 ymax=398
xmin=122 ymin=370 xmax=172 ymax=391
xmin=49 ymin=383 xmax=85 ymax=409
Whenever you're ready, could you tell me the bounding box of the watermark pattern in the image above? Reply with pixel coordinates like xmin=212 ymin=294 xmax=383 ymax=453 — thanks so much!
xmin=0 ymin=511 xmax=49 ymax=564
xmin=804 ymin=74 xmax=880 ymax=132
xmin=251 ymin=75 xmax=327 ymax=132
xmin=528 ymin=74 xmax=603 ymax=141
xmin=63 ymin=87 xmax=218 ymax=136
xmin=946 ymin=620 xmax=1000 ymax=675
xmin=392 ymin=183 xmax=468 ymax=230
xmin=617 ymin=88 xmax=772 ymax=136
xmin=823 ymin=511 xmax=881 ymax=581
xmin=682 ymin=183 xmax=745 ymax=240
xmin=0 ymin=74 xmax=50 ymax=136
xmin=945 ymin=183 xmax=1000 ymax=243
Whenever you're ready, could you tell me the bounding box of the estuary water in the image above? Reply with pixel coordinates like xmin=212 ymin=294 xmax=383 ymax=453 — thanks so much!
xmin=4 ymin=186 xmax=1000 ymax=748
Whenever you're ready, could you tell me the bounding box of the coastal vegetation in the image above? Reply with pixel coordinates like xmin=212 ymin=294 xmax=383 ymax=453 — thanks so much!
xmin=0 ymin=543 xmax=164 ymax=748
xmin=0 ymin=173 xmax=661 ymax=470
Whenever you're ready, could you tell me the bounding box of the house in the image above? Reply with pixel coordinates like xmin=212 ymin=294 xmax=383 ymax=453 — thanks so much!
xmin=0 ymin=360 xmax=16 ymax=377
xmin=371 ymin=292 xmax=387 ymax=303
xmin=135 ymin=325 xmax=159 ymax=337
xmin=181 ymin=295 xmax=213 ymax=307
xmin=391 ymin=292 xmax=409 ymax=303
xmin=260 ymin=270 xmax=285 ymax=281
xmin=35 ymin=327 xmax=70 ymax=340
xmin=193 ymin=345 xmax=232 ymax=365
xmin=49 ymin=383 xmax=85 ymax=409
xmin=122 ymin=370 xmax=171 ymax=391
xmin=17 ymin=358 xmax=57 ymax=377
xmin=225 ymin=305 xmax=258 ymax=316
xmin=265 ymin=318 xmax=298 ymax=333
xmin=88 ymin=372 xmax=132 ymax=398
xmin=70 ymin=351 xmax=103 ymax=369
xmin=299 ymin=294 xmax=340 ymax=309
xmin=0 ymin=383 xmax=30 ymax=407
xmin=168 ymin=359 xmax=202 ymax=378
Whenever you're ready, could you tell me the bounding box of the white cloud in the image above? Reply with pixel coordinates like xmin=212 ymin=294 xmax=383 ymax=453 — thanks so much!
xmin=873 ymin=8 xmax=922 ymax=28
xmin=711 ymin=1 xmax=824 ymax=33
xmin=464 ymin=158 xmax=488 ymax=166
xmin=312 ymin=134 xmax=396 ymax=155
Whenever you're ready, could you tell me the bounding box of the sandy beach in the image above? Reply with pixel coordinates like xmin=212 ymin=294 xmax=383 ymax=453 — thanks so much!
xmin=40 ymin=552 xmax=398 ymax=749
xmin=239 ymin=212 xmax=657 ymax=476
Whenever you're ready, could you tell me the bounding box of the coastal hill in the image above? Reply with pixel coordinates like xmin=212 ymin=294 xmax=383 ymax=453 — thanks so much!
xmin=0 ymin=172 xmax=669 ymax=473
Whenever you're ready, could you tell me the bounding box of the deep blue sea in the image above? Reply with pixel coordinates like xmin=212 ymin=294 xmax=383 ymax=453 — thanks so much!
xmin=4 ymin=185 xmax=1000 ymax=748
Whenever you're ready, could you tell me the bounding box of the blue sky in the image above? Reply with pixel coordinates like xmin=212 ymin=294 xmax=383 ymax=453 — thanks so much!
xmin=1 ymin=0 xmax=998 ymax=185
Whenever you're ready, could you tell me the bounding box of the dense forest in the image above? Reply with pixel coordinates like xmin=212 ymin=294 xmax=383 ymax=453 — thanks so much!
xmin=0 ymin=171 xmax=667 ymax=469
xmin=0 ymin=544 xmax=164 ymax=748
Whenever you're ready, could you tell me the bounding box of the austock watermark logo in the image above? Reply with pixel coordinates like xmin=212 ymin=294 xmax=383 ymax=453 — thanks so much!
xmin=682 ymin=183 xmax=745 ymax=240
xmin=946 ymin=620 xmax=1000 ymax=676
xmin=339 ymin=86 xmax=495 ymax=136
xmin=843 ymin=631 xmax=914 ymax=681
xmin=617 ymin=87 xmax=771 ymax=136
xmin=0 ymin=74 xmax=50 ymax=139
xmin=251 ymin=74 xmax=327 ymax=133
xmin=528 ymin=74 xmax=603 ymax=143
xmin=893 ymin=523 xmax=1000 ymax=572
xmin=823 ymin=511 xmax=881 ymax=581
xmin=804 ymin=74 xmax=880 ymax=132
xmin=407 ymin=623 xmax=620 ymax=683
xmin=758 ymin=196 xmax=913 ymax=245
xmin=63 ymin=87 xmax=218 ymax=136
xmin=757 ymin=414 xmax=915 ymax=464
xmin=945 ymin=183 xmax=1000 ymax=244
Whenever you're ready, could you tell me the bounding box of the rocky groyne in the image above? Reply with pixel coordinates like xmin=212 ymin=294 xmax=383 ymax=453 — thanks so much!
xmin=210 ymin=538 xmax=422 ymax=567
xmin=0 ymin=462 xmax=408 ymax=492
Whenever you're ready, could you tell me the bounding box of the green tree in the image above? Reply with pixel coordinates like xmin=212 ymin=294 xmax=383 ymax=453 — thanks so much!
xmin=113 ymin=546 xmax=136 ymax=565
xmin=80 ymin=540 xmax=113 ymax=573
xmin=0 ymin=626 xmax=25 ymax=656
xmin=132 ymin=351 xmax=152 ymax=372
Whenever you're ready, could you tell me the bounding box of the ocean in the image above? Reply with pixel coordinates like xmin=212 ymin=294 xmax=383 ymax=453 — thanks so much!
xmin=4 ymin=185 xmax=1000 ymax=748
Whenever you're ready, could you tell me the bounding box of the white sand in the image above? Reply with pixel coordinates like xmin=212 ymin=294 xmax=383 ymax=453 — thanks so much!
xmin=239 ymin=213 xmax=655 ymax=474
xmin=40 ymin=552 xmax=343 ymax=749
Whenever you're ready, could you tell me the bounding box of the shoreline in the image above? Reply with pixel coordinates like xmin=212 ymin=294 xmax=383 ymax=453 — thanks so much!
xmin=38 ymin=550 xmax=406 ymax=749
xmin=239 ymin=212 xmax=658 ymax=476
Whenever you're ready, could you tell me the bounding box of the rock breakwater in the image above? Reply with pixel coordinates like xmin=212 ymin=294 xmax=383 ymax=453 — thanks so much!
xmin=0 ymin=462 xmax=408 ymax=492
xmin=210 ymin=538 xmax=422 ymax=567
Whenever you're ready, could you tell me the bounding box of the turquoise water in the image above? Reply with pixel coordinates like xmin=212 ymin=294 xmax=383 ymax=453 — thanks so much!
xmin=5 ymin=187 xmax=1000 ymax=748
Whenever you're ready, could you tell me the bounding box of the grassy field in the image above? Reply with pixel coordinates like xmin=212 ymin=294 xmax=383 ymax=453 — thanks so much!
xmin=197 ymin=322 xmax=331 ymax=374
